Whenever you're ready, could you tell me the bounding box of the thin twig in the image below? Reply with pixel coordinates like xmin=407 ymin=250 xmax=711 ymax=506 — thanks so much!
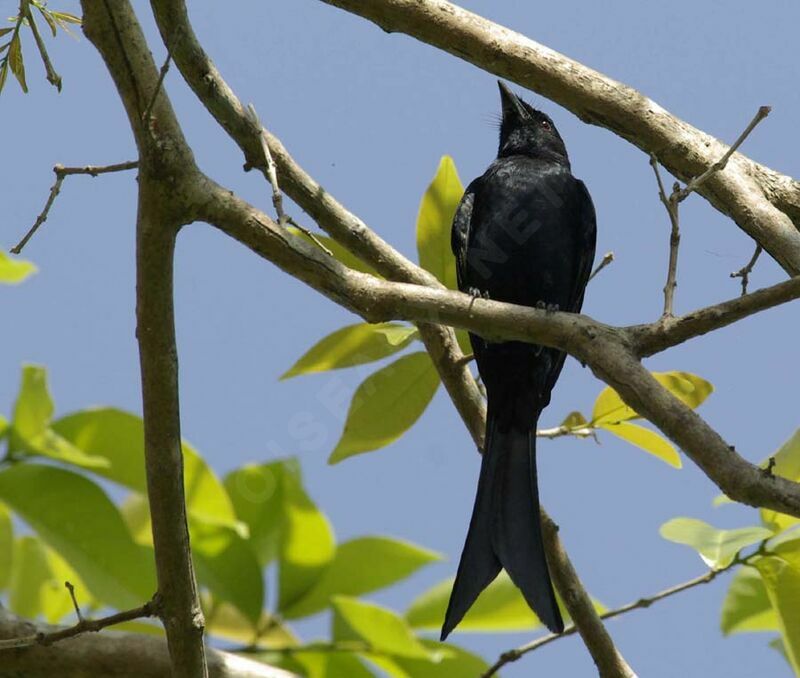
xmin=650 ymin=155 xmax=681 ymax=318
xmin=11 ymin=161 xmax=139 ymax=254
xmin=0 ymin=594 xmax=160 ymax=651
xmin=731 ymin=243 xmax=763 ymax=296
xmin=589 ymin=251 xmax=615 ymax=281
xmin=482 ymin=545 xmax=765 ymax=677
xmin=142 ymin=49 xmax=172 ymax=122
xmin=246 ymin=104 xmax=288 ymax=227
xmin=650 ymin=106 xmax=770 ymax=318
xmin=676 ymin=106 xmax=772 ymax=202
xmin=64 ymin=581 xmax=84 ymax=624
xmin=22 ymin=1 xmax=62 ymax=91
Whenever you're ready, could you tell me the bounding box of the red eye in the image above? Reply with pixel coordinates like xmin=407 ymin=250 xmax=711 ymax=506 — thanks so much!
xmin=541 ymin=120 xmax=551 ymax=131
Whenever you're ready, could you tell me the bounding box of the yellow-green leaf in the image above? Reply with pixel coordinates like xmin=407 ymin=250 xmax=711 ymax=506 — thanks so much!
xmin=0 ymin=502 xmax=13 ymax=590
xmin=283 ymin=536 xmax=441 ymax=619
xmin=754 ymin=546 xmax=800 ymax=674
xmin=333 ymin=596 xmax=435 ymax=660
xmin=204 ymin=594 xmax=298 ymax=647
xmin=330 ymin=352 xmax=439 ymax=463
xmin=406 ymin=570 xmax=605 ymax=632
xmin=603 ymin=421 xmax=682 ymax=468
xmin=8 ymin=34 xmax=27 ymax=92
xmin=659 ymin=517 xmax=772 ymax=568
xmin=591 ymin=371 xmax=713 ymax=426
xmin=52 ymin=408 xmax=239 ymax=530
xmin=721 ymin=566 xmax=778 ymax=635
xmin=0 ymin=251 xmax=36 ymax=284
xmin=559 ymin=410 xmax=590 ymax=430
xmin=281 ymin=323 xmax=418 ymax=379
xmin=224 ymin=458 xmax=335 ymax=612
xmin=8 ymin=536 xmax=87 ymax=623
xmin=287 ymin=226 xmax=379 ymax=277
xmin=760 ymin=430 xmax=800 ymax=532
xmin=0 ymin=464 xmax=156 ymax=610
xmin=378 ymin=640 xmax=490 ymax=678
xmin=416 ymin=155 xmax=463 ymax=289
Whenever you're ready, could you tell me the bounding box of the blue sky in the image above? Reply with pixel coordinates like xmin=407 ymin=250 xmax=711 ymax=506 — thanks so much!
xmin=3 ymin=1 xmax=800 ymax=675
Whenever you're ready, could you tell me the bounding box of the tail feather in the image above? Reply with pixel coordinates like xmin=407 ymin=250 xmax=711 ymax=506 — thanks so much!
xmin=441 ymin=415 xmax=563 ymax=640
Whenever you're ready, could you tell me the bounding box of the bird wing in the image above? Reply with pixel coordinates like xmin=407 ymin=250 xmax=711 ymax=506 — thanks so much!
xmin=567 ymin=179 xmax=598 ymax=314
xmin=451 ymin=177 xmax=482 ymax=292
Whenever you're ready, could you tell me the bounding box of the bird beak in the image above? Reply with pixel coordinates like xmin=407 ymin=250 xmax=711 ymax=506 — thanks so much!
xmin=498 ymin=81 xmax=530 ymax=122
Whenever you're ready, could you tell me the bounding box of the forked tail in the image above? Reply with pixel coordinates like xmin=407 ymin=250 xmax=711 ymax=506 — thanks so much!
xmin=441 ymin=412 xmax=563 ymax=640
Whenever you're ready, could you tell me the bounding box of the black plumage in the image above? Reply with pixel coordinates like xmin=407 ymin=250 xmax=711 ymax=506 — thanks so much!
xmin=442 ymin=82 xmax=597 ymax=640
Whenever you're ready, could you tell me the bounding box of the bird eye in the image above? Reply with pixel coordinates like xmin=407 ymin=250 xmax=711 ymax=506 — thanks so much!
xmin=541 ymin=120 xmax=551 ymax=131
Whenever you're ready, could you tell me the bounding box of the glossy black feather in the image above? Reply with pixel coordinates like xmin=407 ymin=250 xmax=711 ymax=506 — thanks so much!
xmin=442 ymin=82 xmax=596 ymax=639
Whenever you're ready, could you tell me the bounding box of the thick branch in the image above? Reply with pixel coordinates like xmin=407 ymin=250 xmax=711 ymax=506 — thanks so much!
xmin=319 ymin=0 xmax=800 ymax=275
xmin=0 ymin=610 xmax=297 ymax=678
xmin=80 ymin=2 xmax=207 ymax=676
xmin=148 ymin=0 xmax=487 ymax=449
xmin=192 ymin=178 xmax=800 ymax=521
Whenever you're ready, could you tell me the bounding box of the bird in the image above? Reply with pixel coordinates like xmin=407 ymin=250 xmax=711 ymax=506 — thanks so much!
xmin=441 ymin=81 xmax=597 ymax=640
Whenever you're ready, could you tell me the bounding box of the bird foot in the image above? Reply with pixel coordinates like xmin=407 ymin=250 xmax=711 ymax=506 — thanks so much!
xmin=535 ymin=301 xmax=560 ymax=314
xmin=467 ymin=287 xmax=491 ymax=300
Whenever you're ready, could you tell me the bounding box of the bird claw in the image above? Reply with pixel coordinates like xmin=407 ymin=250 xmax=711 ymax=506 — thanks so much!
xmin=535 ymin=301 xmax=560 ymax=314
xmin=468 ymin=287 xmax=491 ymax=300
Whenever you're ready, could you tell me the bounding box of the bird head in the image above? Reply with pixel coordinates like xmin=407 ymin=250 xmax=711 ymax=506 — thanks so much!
xmin=497 ymin=81 xmax=569 ymax=165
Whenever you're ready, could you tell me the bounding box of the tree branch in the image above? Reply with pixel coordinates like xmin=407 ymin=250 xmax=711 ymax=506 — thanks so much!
xmin=0 ymin=593 xmax=159 ymax=651
xmin=191 ymin=177 xmax=800 ymax=522
xmin=318 ymin=0 xmax=800 ymax=276
xmin=0 ymin=609 xmax=297 ymax=678
xmin=482 ymin=552 xmax=751 ymax=677
xmin=11 ymin=161 xmax=139 ymax=254
xmin=80 ymin=2 xmax=207 ymax=676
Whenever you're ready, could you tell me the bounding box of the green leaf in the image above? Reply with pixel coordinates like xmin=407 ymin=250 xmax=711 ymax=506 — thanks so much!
xmin=8 ymin=33 xmax=27 ymax=92
xmin=333 ymin=596 xmax=436 ymax=660
xmin=12 ymin=364 xmax=53 ymax=443
xmin=329 ymin=352 xmax=440 ymax=464
xmin=0 ymin=502 xmax=13 ymax=590
xmin=225 ymin=459 xmax=337 ymax=611
xmin=204 ymin=594 xmax=297 ymax=647
xmin=559 ymin=410 xmax=590 ymax=430
xmin=375 ymin=640 xmax=489 ymax=678
xmin=8 ymin=536 xmax=85 ymax=623
xmin=416 ymin=155 xmax=463 ymax=289
xmin=224 ymin=458 xmax=335 ymax=612
xmin=191 ymin=522 xmax=265 ymax=626
xmin=602 ymin=421 xmax=681 ymax=468
xmin=36 ymin=6 xmax=58 ymax=37
xmin=721 ymin=566 xmax=778 ymax=635
xmin=0 ymin=251 xmax=37 ymax=284
xmin=287 ymin=226 xmax=379 ymax=277
xmin=9 ymin=366 xmax=108 ymax=469
xmin=0 ymin=60 xmax=8 ymax=95
xmin=283 ymin=536 xmax=441 ymax=619
xmin=591 ymin=371 xmax=713 ymax=426
xmin=50 ymin=11 xmax=82 ymax=25
xmin=406 ymin=570 xmax=604 ymax=632
xmin=293 ymin=652 xmax=376 ymax=678
xmin=754 ymin=545 xmax=800 ymax=673
xmin=659 ymin=517 xmax=772 ymax=568
xmin=0 ymin=415 xmax=8 ymax=440
xmin=770 ymin=637 xmax=791 ymax=666
xmin=760 ymin=430 xmax=800 ymax=532
xmin=51 ymin=408 xmax=239 ymax=530
xmin=0 ymin=464 xmax=156 ymax=609
xmin=282 ymin=323 xmax=418 ymax=379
